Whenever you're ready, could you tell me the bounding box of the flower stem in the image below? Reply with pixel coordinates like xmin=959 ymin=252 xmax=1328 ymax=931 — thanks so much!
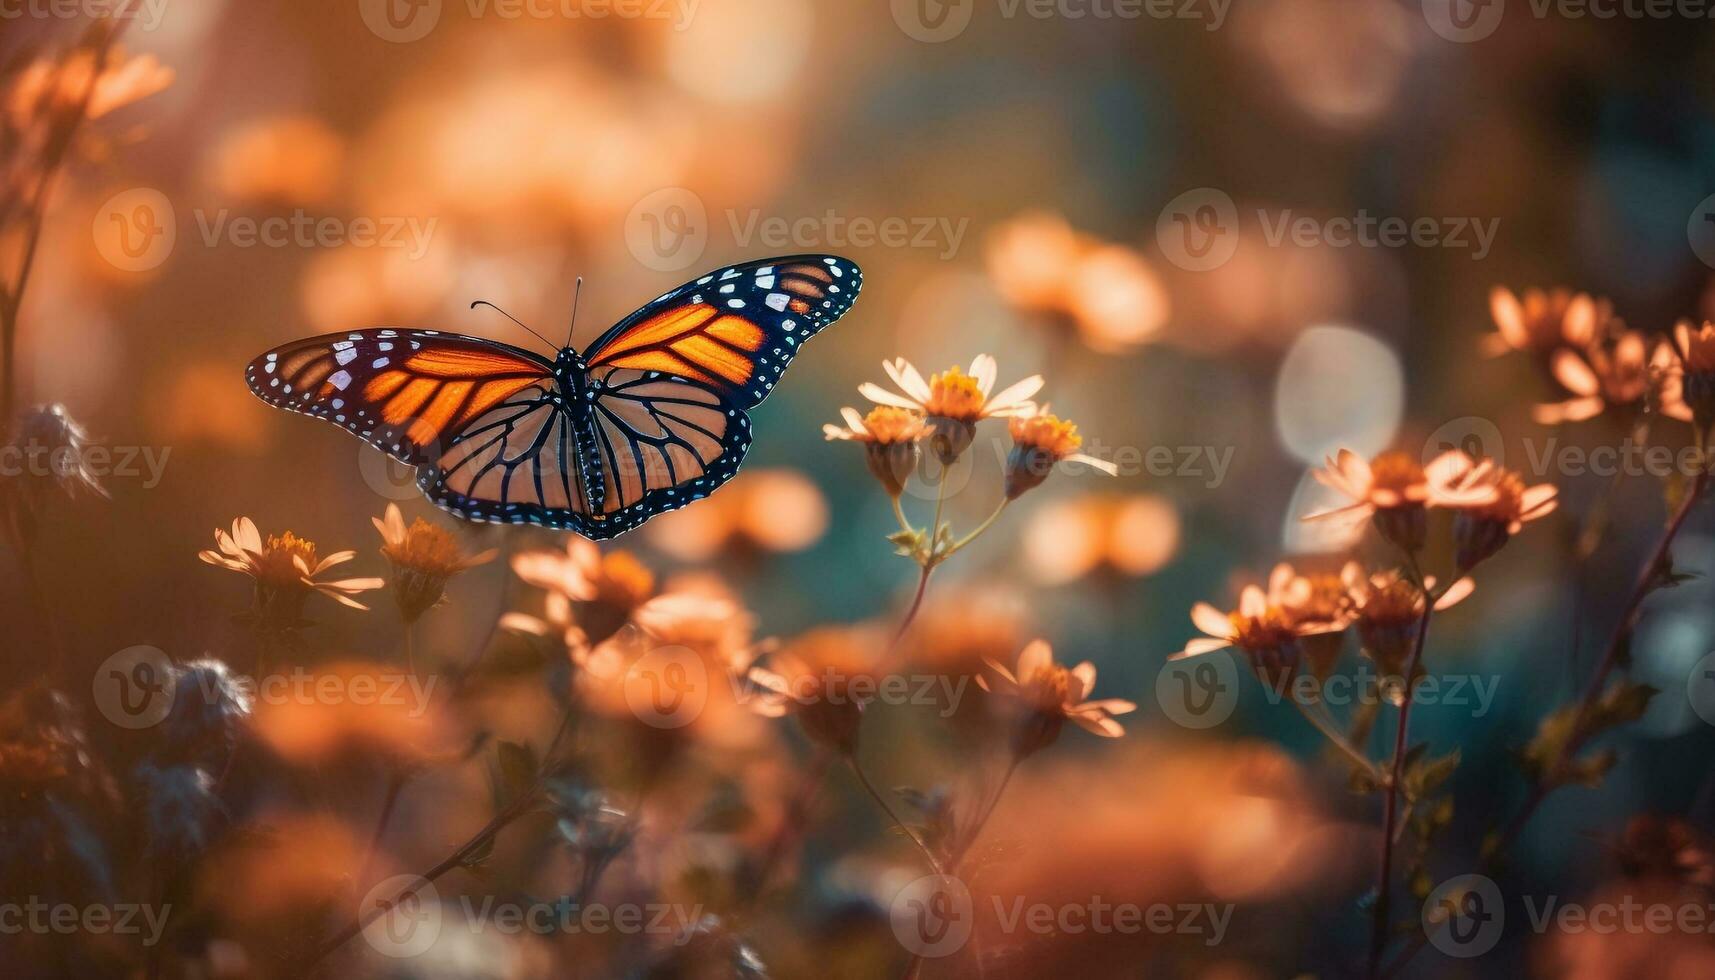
xmin=850 ymin=756 xmax=943 ymax=874
xmin=1291 ymin=696 xmax=1384 ymax=783
xmin=1367 ymin=600 xmax=1436 ymax=978
xmin=942 ymin=500 xmax=1009 ymax=561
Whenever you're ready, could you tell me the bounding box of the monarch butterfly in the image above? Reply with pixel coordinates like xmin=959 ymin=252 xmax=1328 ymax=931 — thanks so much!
xmin=246 ymin=255 xmax=862 ymax=540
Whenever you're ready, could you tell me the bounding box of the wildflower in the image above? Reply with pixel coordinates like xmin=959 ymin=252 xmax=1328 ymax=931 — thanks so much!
xmin=506 ymin=538 xmax=655 ymax=648
xmin=823 ymin=406 xmax=927 ymax=498
xmin=859 ymin=355 xmax=1042 ymax=463
xmin=626 ymin=590 xmax=756 ymax=677
xmin=986 ymin=211 xmax=1169 ymax=353
xmin=979 ymin=640 xmax=1134 ymax=758
xmin=198 ymin=517 xmax=384 ymax=628
xmin=1426 ymin=452 xmax=1558 ymax=570
xmin=372 ymin=503 xmax=496 ymax=623
xmin=1343 ymin=564 xmax=1472 ymax=677
xmin=1483 ymin=287 xmax=1602 ymax=357
xmin=1305 ymin=449 xmax=1492 ymax=553
xmin=1 ymin=403 xmax=106 ymax=545
xmin=644 ymin=468 xmax=828 ymax=559
xmin=1269 ymin=562 xmax=1356 ymax=679
xmin=1659 ymin=319 xmax=1715 ymax=435
xmin=1022 ymin=494 xmax=1180 ymax=584
xmin=1173 ymin=578 xmax=1335 ymax=684
xmin=1003 ymin=408 xmax=1117 ymax=499
xmin=747 ymin=626 xmax=883 ymax=756
xmin=1534 ymin=328 xmax=1654 ymax=424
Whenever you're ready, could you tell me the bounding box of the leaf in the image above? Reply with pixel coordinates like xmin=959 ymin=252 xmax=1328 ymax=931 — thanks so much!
xmin=1562 ymin=747 xmax=1618 ymax=788
xmin=1403 ymin=749 xmax=1461 ymax=803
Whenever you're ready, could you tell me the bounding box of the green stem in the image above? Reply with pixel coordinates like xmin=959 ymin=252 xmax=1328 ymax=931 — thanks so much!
xmin=942 ymin=499 xmax=1009 ymax=561
xmin=1290 ymin=695 xmax=1384 ymax=784
xmin=850 ymin=756 xmax=943 ymax=874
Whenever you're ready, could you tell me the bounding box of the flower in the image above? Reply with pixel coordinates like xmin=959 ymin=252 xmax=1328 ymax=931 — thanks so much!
xmin=824 ymin=406 xmax=927 ymax=498
xmin=859 ymin=355 xmax=1042 ymax=462
xmin=1534 ymin=328 xmax=1655 ymax=424
xmin=198 ymin=518 xmax=384 ymax=626
xmin=0 ymin=403 xmax=106 ymax=544
xmin=1425 ymin=452 xmax=1558 ymax=570
xmin=505 ymin=538 xmax=655 ymax=649
xmin=747 ymin=626 xmax=883 ymax=755
xmin=372 ymin=503 xmax=496 ymax=623
xmin=1003 ymin=408 xmax=1117 ymax=499
xmin=1658 ymin=319 xmax=1715 ymax=434
xmin=979 ymin=640 xmax=1135 ymax=757
xmin=1268 ymin=562 xmax=1356 ymax=678
xmin=1343 ymin=563 xmax=1472 ymax=677
xmin=1173 ymin=576 xmax=1336 ymax=683
xmin=1483 ymin=287 xmax=1602 ymax=357
xmin=1021 ymin=494 xmax=1180 ymax=584
xmin=985 ymin=211 xmax=1169 ymax=353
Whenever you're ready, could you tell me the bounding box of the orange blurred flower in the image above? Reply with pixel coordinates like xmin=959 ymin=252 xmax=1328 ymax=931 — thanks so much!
xmin=1174 ymin=576 xmax=1332 ymax=681
xmin=979 ymin=639 xmax=1135 ymax=756
xmin=1342 ymin=563 xmax=1472 ymax=675
xmin=1657 ymin=318 xmax=1715 ymax=432
xmin=372 ymin=503 xmax=495 ymax=623
xmin=1021 ymin=493 xmax=1180 ymax=583
xmin=1484 ymin=286 xmax=1603 ymax=357
xmin=747 ymin=625 xmax=883 ymax=755
xmin=250 ymin=660 xmax=456 ymax=764
xmin=197 ymin=517 xmax=384 ymax=625
xmin=1535 ymin=328 xmax=1656 ymax=424
xmin=1425 ymin=451 xmax=1558 ymax=569
xmin=207 ymin=114 xmax=344 ymax=206
xmin=985 ymin=210 xmax=1169 ymax=353
xmin=642 ymin=468 xmax=828 ymax=561
xmin=506 ymin=537 xmax=655 ymax=650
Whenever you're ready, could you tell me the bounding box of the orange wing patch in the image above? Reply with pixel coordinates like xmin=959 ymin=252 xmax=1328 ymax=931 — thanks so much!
xmin=587 ymin=303 xmax=766 ymax=389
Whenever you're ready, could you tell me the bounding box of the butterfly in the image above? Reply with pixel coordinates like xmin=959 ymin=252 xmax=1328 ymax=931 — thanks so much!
xmin=246 ymin=255 xmax=862 ymax=540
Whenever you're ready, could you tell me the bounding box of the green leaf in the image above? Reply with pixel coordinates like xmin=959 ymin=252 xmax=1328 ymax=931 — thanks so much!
xmin=1403 ymin=749 xmax=1461 ymax=803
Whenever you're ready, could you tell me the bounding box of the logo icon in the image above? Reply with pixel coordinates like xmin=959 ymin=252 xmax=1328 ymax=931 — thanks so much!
xmin=1155 ymin=188 xmax=1239 ymax=272
xmin=360 ymin=875 xmax=441 ymax=958
xmin=891 ymin=0 xmax=975 ymax=42
xmin=1688 ymin=193 xmax=1715 ymax=271
xmin=1422 ymin=416 xmax=1505 ymax=470
xmin=359 ymin=0 xmax=442 ymax=43
xmin=1155 ymin=653 xmax=1239 ymax=729
xmin=625 ymin=187 xmax=709 ymax=272
xmin=1687 ymin=651 xmax=1715 ymax=727
xmin=624 ymin=644 xmax=709 ymax=729
xmin=94 ymin=189 xmax=175 ymax=273
xmin=93 ymin=646 xmax=176 ymax=730
xmin=889 ymin=874 xmax=973 ymax=957
xmin=1422 ymin=0 xmax=1504 ymax=44
xmin=1422 ymin=874 xmax=1504 ymax=958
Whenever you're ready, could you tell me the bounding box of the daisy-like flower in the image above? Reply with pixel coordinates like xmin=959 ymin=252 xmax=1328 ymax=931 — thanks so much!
xmin=1173 ymin=578 xmax=1336 ymax=684
xmin=505 ymin=538 xmax=655 ymax=651
xmin=859 ymin=355 xmax=1042 ymax=463
xmin=979 ymin=639 xmax=1135 ymax=758
xmin=1268 ymin=562 xmax=1357 ymax=679
xmin=1305 ymin=450 xmax=1431 ymax=552
xmin=1003 ymin=407 xmax=1118 ymax=499
xmin=823 ymin=405 xmax=928 ymax=498
xmin=1483 ymin=287 xmax=1603 ymax=358
xmin=1425 ymin=452 xmax=1558 ymax=570
xmin=747 ymin=626 xmax=882 ymax=756
xmin=371 ymin=504 xmax=496 ymax=623
xmin=1342 ymin=563 xmax=1472 ymax=678
xmin=198 ymin=517 xmax=384 ymax=627
xmin=1534 ymin=328 xmax=1655 ymax=424
xmin=1658 ymin=319 xmax=1715 ymax=435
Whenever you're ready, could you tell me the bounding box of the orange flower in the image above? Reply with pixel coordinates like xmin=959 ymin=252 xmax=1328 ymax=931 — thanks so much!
xmin=1534 ymin=328 xmax=1655 ymax=424
xmin=1425 ymin=451 xmax=1558 ymax=569
xmin=198 ymin=517 xmax=383 ymax=624
xmin=1004 ymin=408 xmax=1118 ymax=498
xmin=747 ymin=626 xmax=883 ymax=755
xmin=505 ymin=538 xmax=654 ymax=648
xmin=643 ymin=468 xmax=829 ymax=558
xmin=860 ymin=354 xmax=1041 ymax=462
xmin=980 ymin=640 xmax=1135 ymax=757
xmin=1021 ymin=494 xmax=1180 ymax=583
xmin=1658 ymin=319 xmax=1715 ymax=432
xmin=371 ymin=504 xmax=496 ymax=622
xmin=985 ymin=211 xmax=1169 ymax=353
xmin=1173 ymin=576 xmax=1335 ymax=681
xmin=1342 ymin=563 xmax=1472 ymax=675
xmin=1483 ymin=286 xmax=1603 ymax=357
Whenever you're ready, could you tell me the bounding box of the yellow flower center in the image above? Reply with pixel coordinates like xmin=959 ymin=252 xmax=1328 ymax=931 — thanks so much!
xmin=1021 ymin=663 xmax=1072 ymax=713
xmin=256 ymin=531 xmax=317 ymax=588
xmin=925 ymin=368 xmax=986 ymax=421
xmin=861 ymin=406 xmax=927 ymax=445
xmin=1368 ymin=452 xmax=1425 ymax=502
xmin=1009 ymin=413 xmax=1082 ymax=459
xmin=383 ymin=519 xmax=465 ymax=576
xmin=1228 ymin=607 xmax=1298 ymax=652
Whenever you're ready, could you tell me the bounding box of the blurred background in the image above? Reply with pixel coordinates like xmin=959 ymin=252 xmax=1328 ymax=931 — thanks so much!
xmin=5 ymin=1 xmax=1715 ymax=977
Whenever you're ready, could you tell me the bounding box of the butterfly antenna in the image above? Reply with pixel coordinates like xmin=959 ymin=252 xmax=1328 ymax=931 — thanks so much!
xmin=470 ymin=300 xmax=557 ymax=351
xmin=565 ymin=277 xmax=584 ymax=350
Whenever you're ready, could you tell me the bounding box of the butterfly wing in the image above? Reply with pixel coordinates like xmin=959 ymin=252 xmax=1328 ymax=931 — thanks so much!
xmin=581 ymin=254 xmax=862 ymax=409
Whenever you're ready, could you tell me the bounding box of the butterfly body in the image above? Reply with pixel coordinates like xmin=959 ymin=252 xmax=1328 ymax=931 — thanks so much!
xmin=246 ymin=255 xmax=861 ymax=539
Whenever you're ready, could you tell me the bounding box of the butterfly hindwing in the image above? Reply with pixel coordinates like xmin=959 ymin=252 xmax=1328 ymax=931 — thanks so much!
xmin=582 ymin=254 xmax=862 ymax=410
